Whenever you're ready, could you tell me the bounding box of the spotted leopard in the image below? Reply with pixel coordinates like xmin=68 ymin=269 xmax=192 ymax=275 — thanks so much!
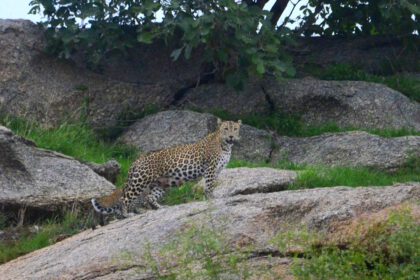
xmin=91 ymin=119 xmax=241 ymax=218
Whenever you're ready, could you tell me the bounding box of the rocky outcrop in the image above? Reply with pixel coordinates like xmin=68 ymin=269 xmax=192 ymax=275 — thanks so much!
xmin=0 ymin=126 xmax=115 ymax=211
xmin=179 ymin=78 xmax=420 ymax=131
xmin=0 ymin=183 xmax=418 ymax=279
xmin=0 ymin=19 xmax=175 ymax=130
xmin=202 ymin=168 xmax=297 ymax=198
xmin=273 ymin=131 xmax=420 ymax=171
xmin=266 ymin=78 xmax=420 ymax=131
xmin=118 ymin=110 xmax=218 ymax=152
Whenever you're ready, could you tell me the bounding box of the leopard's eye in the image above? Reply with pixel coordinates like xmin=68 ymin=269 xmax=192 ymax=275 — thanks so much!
xmin=224 ymin=127 xmax=229 ymax=130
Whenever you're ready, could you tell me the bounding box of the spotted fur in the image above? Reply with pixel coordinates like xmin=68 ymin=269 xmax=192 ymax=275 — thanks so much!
xmin=91 ymin=120 xmax=241 ymax=218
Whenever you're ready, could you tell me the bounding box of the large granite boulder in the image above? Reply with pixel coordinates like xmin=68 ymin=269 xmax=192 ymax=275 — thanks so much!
xmin=0 ymin=19 xmax=175 ymax=130
xmin=203 ymin=167 xmax=297 ymax=198
xmin=273 ymin=131 xmax=420 ymax=171
xmin=265 ymin=78 xmax=420 ymax=131
xmin=0 ymin=183 xmax=418 ymax=279
xmin=118 ymin=110 xmax=218 ymax=152
xmin=0 ymin=126 xmax=115 ymax=211
xmin=178 ymin=78 xmax=420 ymax=131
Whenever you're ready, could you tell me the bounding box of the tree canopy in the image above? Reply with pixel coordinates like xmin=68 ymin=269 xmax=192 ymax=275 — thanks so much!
xmin=29 ymin=0 xmax=419 ymax=88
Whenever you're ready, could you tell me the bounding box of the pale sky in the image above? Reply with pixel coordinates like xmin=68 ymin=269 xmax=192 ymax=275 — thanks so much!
xmin=0 ymin=0 xmax=305 ymax=28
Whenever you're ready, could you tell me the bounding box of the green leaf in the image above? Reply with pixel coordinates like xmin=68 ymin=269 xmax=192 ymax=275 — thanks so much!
xmin=137 ymin=32 xmax=154 ymax=44
xmin=256 ymin=62 xmax=265 ymax=75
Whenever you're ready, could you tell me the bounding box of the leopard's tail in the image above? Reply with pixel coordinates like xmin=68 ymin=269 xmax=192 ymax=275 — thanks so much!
xmin=91 ymin=198 xmax=120 ymax=215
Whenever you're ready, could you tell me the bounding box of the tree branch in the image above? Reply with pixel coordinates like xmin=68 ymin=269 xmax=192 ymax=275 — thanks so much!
xmin=270 ymin=0 xmax=290 ymax=26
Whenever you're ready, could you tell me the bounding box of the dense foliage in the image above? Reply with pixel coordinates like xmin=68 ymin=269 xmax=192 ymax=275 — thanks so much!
xmin=299 ymin=0 xmax=419 ymax=37
xmin=29 ymin=0 xmax=293 ymax=89
xmin=28 ymin=0 xmax=419 ymax=87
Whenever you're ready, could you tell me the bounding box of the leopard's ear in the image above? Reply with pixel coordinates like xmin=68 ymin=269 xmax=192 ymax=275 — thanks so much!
xmin=237 ymin=120 xmax=242 ymax=125
xmin=217 ymin=118 xmax=222 ymax=126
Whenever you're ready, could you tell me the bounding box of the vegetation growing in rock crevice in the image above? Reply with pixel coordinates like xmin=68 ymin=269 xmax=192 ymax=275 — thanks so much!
xmin=132 ymin=222 xmax=259 ymax=279
xmin=272 ymin=205 xmax=420 ymax=280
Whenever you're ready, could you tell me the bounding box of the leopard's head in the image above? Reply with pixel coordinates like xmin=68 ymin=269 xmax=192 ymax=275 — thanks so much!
xmin=217 ymin=119 xmax=242 ymax=145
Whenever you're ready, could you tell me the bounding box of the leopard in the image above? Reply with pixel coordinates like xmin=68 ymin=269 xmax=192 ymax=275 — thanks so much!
xmin=91 ymin=119 xmax=242 ymax=218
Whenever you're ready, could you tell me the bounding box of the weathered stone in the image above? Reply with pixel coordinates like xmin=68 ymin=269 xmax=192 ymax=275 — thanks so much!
xmin=0 ymin=19 xmax=175 ymax=130
xmin=178 ymin=78 xmax=420 ymax=131
xmin=265 ymin=78 xmax=420 ymax=131
xmin=0 ymin=183 xmax=418 ymax=279
xmin=198 ymin=167 xmax=297 ymax=198
xmin=232 ymin=124 xmax=274 ymax=162
xmin=85 ymin=160 xmax=121 ymax=184
xmin=118 ymin=110 xmax=218 ymax=152
xmin=176 ymin=81 xmax=270 ymax=115
xmin=0 ymin=125 xmax=115 ymax=210
xmin=273 ymin=131 xmax=420 ymax=171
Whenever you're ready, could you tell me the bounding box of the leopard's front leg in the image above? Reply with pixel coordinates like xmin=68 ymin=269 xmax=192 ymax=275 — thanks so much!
xmin=204 ymin=163 xmax=217 ymax=199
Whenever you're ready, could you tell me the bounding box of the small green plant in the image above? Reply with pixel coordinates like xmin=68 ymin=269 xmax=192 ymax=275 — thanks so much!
xmin=290 ymin=207 xmax=420 ymax=280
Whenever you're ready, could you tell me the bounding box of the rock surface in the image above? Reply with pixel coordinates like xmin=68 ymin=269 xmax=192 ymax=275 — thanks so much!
xmin=202 ymin=168 xmax=297 ymax=199
xmin=179 ymin=78 xmax=420 ymax=131
xmin=273 ymin=131 xmax=420 ymax=170
xmin=266 ymin=78 xmax=420 ymax=131
xmin=118 ymin=110 xmax=218 ymax=152
xmin=0 ymin=126 xmax=115 ymax=210
xmin=0 ymin=183 xmax=418 ymax=279
xmin=85 ymin=160 xmax=121 ymax=184
xmin=177 ymin=81 xmax=271 ymax=115
xmin=0 ymin=19 xmax=175 ymax=130
xmin=232 ymin=124 xmax=274 ymax=163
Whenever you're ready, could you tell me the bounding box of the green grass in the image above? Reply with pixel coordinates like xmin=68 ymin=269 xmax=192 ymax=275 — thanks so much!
xmin=162 ymin=182 xmax=206 ymax=206
xmin=288 ymin=207 xmax=420 ymax=280
xmin=0 ymin=212 xmax=94 ymax=264
xmin=290 ymin=166 xmax=420 ymax=190
xmin=228 ymin=158 xmax=420 ymax=190
xmin=307 ymin=63 xmax=420 ymax=102
xmin=0 ymin=117 xmax=139 ymax=187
